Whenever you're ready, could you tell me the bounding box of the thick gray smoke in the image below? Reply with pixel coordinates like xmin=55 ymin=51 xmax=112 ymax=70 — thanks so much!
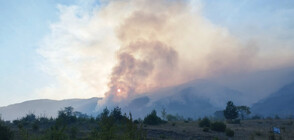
xmin=99 ymin=0 xmax=261 ymax=108
xmin=38 ymin=0 xmax=294 ymax=109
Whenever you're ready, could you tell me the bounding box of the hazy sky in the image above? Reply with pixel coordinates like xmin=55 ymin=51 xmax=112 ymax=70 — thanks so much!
xmin=1 ymin=0 xmax=294 ymax=107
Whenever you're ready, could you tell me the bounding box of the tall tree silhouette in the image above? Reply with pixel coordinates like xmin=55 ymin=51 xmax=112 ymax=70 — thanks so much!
xmin=224 ymin=101 xmax=238 ymax=121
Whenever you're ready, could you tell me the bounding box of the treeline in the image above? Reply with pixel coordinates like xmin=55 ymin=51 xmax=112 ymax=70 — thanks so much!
xmin=0 ymin=101 xmax=290 ymax=140
xmin=0 ymin=106 xmax=150 ymax=140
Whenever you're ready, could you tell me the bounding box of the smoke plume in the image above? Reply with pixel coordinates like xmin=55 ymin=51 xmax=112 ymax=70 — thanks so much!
xmin=100 ymin=0 xmax=259 ymax=107
xmin=38 ymin=0 xmax=294 ymax=108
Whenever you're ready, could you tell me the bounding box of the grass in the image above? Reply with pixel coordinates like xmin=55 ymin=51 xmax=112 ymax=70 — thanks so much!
xmin=143 ymin=119 xmax=294 ymax=140
xmin=4 ymin=118 xmax=294 ymax=140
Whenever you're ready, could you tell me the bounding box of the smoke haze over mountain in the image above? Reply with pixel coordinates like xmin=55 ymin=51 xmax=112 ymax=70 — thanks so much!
xmin=37 ymin=0 xmax=294 ymax=110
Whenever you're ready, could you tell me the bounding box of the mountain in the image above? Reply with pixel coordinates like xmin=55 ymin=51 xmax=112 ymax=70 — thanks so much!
xmin=0 ymin=78 xmax=245 ymax=121
xmin=122 ymin=79 xmax=247 ymax=119
xmin=251 ymin=81 xmax=294 ymax=117
xmin=0 ymin=97 xmax=101 ymax=121
xmin=2 ymin=68 xmax=293 ymax=121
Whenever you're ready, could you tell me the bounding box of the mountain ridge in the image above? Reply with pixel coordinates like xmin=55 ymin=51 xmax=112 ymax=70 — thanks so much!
xmin=251 ymin=81 xmax=294 ymax=117
xmin=0 ymin=97 xmax=101 ymax=121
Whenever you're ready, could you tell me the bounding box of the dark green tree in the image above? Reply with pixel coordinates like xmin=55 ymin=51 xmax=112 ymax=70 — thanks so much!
xmin=198 ymin=117 xmax=211 ymax=128
xmin=56 ymin=106 xmax=77 ymax=125
xmin=0 ymin=121 xmax=13 ymax=140
xmin=161 ymin=107 xmax=167 ymax=121
xmin=44 ymin=125 xmax=69 ymax=140
xmin=224 ymin=101 xmax=238 ymax=121
xmin=91 ymin=107 xmax=117 ymax=140
xmin=100 ymin=107 xmax=109 ymax=119
xmin=236 ymin=106 xmax=251 ymax=120
xmin=110 ymin=106 xmax=123 ymax=122
xmin=143 ymin=110 xmax=164 ymax=125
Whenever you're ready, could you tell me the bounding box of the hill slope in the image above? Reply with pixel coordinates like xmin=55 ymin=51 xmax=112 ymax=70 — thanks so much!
xmin=251 ymin=81 xmax=294 ymax=117
xmin=123 ymin=80 xmax=247 ymax=118
xmin=0 ymin=97 xmax=101 ymax=120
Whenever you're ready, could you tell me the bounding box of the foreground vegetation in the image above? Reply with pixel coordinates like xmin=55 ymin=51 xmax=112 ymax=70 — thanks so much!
xmin=0 ymin=101 xmax=294 ymax=140
xmin=0 ymin=106 xmax=147 ymax=140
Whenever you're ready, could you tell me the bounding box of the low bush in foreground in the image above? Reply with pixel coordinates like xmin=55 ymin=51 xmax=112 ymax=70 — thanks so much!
xmin=211 ymin=121 xmax=226 ymax=132
xmin=143 ymin=110 xmax=165 ymax=125
xmin=225 ymin=128 xmax=234 ymax=137
xmin=199 ymin=117 xmax=211 ymax=128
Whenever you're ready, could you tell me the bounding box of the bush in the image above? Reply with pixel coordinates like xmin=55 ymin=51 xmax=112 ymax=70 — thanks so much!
xmin=251 ymin=115 xmax=262 ymax=120
xmin=133 ymin=120 xmax=139 ymax=124
xmin=199 ymin=117 xmax=211 ymax=128
xmin=225 ymin=128 xmax=234 ymax=137
xmin=32 ymin=121 xmax=39 ymax=131
xmin=172 ymin=123 xmax=176 ymax=126
xmin=274 ymin=115 xmax=280 ymax=120
xmin=166 ymin=114 xmax=178 ymax=121
xmin=21 ymin=113 xmax=36 ymax=123
xmin=143 ymin=110 xmax=165 ymax=125
xmin=159 ymin=134 xmax=166 ymax=139
xmin=203 ymin=127 xmax=210 ymax=132
xmin=230 ymin=119 xmax=240 ymax=124
xmin=44 ymin=125 xmax=69 ymax=140
xmin=0 ymin=122 xmax=14 ymax=140
xmin=255 ymin=131 xmax=262 ymax=136
xmin=211 ymin=122 xmax=226 ymax=132
xmin=57 ymin=106 xmax=77 ymax=125
xmin=70 ymin=126 xmax=78 ymax=139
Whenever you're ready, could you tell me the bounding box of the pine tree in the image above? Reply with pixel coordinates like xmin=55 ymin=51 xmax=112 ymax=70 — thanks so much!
xmin=224 ymin=101 xmax=238 ymax=121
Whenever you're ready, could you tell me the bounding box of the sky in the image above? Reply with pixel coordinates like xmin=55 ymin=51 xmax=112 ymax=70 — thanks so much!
xmin=0 ymin=0 xmax=294 ymax=107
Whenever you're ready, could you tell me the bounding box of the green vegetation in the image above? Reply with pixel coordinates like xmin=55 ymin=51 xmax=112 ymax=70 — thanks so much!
xmin=198 ymin=117 xmax=211 ymax=127
xmin=225 ymin=128 xmax=234 ymax=137
xmin=0 ymin=106 xmax=146 ymax=140
xmin=224 ymin=101 xmax=238 ymax=121
xmin=237 ymin=105 xmax=251 ymax=120
xmin=143 ymin=110 xmax=165 ymax=125
xmin=210 ymin=121 xmax=226 ymax=132
xmin=202 ymin=127 xmax=210 ymax=132
xmin=0 ymin=119 xmax=13 ymax=140
xmin=1 ymin=101 xmax=294 ymax=139
xmin=166 ymin=114 xmax=185 ymax=121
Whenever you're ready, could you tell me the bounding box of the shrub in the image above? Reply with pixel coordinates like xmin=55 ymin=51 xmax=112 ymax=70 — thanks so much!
xmin=70 ymin=126 xmax=78 ymax=139
xmin=203 ymin=127 xmax=210 ymax=132
xmin=32 ymin=121 xmax=39 ymax=131
xmin=187 ymin=118 xmax=193 ymax=121
xmin=159 ymin=134 xmax=166 ymax=139
xmin=44 ymin=125 xmax=69 ymax=140
xmin=231 ymin=119 xmax=240 ymax=124
xmin=0 ymin=122 xmax=14 ymax=140
xmin=57 ymin=106 xmax=77 ymax=125
xmin=211 ymin=122 xmax=226 ymax=132
xmin=274 ymin=115 xmax=280 ymax=120
xmin=172 ymin=123 xmax=176 ymax=126
xmin=225 ymin=128 xmax=234 ymax=137
xmin=213 ymin=137 xmax=219 ymax=140
xmin=199 ymin=117 xmax=211 ymax=128
xmin=251 ymin=115 xmax=262 ymax=120
xmin=166 ymin=114 xmax=178 ymax=121
xmin=134 ymin=120 xmax=139 ymax=124
xmin=143 ymin=110 xmax=165 ymax=125
xmin=255 ymin=131 xmax=262 ymax=136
